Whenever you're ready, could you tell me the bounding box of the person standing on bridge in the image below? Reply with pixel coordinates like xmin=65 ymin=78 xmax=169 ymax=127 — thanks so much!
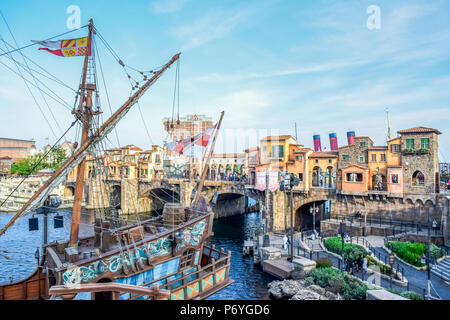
xmin=283 ymin=234 xmax=288 ymax=251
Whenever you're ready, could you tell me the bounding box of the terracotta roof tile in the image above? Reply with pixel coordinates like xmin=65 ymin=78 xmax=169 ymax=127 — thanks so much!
xmin=398 ymin=127 xmax=442 ymax=135
xmin=310 ymin=151 xmax=339 ymax=158
xmin=261 ymin=135 xmax=295 ymax=142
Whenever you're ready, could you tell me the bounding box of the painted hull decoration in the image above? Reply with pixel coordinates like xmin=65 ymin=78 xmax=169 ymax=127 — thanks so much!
xmin=175 ymin=219 xmax=206 ymax=252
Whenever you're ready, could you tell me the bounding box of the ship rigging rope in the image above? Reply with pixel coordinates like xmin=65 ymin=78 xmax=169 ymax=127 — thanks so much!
xmin=94 ymin=37 xmax=120 ymax=147
xmin=0 ymin=39 xmax=59 ymax=140
xmin=0 ymin=18 xmax=64 ymax=135
xmin=0 ymin=39 xmax=77 ymax=95
xmin=137 ymin=101 xmax=154 ymax=146
xmin=0 ymin=57 xmax=73 ymax=111
xmin=0 ymin=119 xmax=79 ymax=212
xmin=0 ymin=10 xmax=88 ymax=58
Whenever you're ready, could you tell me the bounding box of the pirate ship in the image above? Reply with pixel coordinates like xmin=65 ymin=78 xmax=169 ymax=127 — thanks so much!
xmin=0 ymin=19 xmax=232 ymax=300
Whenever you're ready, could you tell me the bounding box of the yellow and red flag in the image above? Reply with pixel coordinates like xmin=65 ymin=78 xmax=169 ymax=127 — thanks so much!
xmin=31 ymin=37 xmax=91 ymax=57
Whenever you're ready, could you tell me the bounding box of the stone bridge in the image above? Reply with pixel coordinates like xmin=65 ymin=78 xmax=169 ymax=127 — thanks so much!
xmin=83 ymin=178 xmax=265 ymax=219
xmin=266 ymin=187 xmax=449 ymax=245
xmin=80 ymin=178 xmax=449 ymax=245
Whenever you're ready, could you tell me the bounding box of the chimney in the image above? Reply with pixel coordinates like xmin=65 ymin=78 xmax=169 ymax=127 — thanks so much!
xmin=347 ymin=131 xmax=355 ymax=146
xmin=313 ymin=135 xmax=322 ymax=152
xmin=329 ymin=133 xmax=338 ymax=151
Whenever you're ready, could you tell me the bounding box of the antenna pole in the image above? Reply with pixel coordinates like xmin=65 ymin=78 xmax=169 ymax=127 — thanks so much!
xmin=295 ymin=122 xmax=298 ymax=142
xmin=385 ymin=108 xmax=392 ymax=142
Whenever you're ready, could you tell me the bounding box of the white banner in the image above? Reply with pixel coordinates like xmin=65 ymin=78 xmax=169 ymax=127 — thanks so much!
xmin=256 ymin=171 xmax=266 ymax=191
xmin=269 ymin=172 xmax=279 ymax=192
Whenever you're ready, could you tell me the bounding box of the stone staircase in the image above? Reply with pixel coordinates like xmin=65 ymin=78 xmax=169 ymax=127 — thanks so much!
xmin=431 ymin=258 xmax=450 ymax=285
xmin=307 ymin=238 xmax=324 ymax=252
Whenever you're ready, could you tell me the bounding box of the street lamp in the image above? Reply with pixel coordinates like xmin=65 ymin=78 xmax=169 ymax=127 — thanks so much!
xmin=339 ymin=219 xmax=346 ymax=271
xmin=309 ymin=204 xmax=319 ymax=236
xmin=349 ymin=217 xmax=353 ymax=251
xmin=35 ymin=247 xmax=40 ymax=300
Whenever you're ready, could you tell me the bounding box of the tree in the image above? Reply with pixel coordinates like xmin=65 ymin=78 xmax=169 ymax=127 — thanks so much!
xmin=10 ymin=146 xmax=68 ymax=176
xmin=441 ymin=171 xmax=449 ymax=183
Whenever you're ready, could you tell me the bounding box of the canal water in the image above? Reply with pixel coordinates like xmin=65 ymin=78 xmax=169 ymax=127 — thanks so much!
xmin=206 ymin=211 xmax=275 ymax=300
xmin=0 ymin=210 xmax=274 ymax=299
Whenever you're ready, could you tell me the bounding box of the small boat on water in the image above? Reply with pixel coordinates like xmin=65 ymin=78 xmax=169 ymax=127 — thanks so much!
xmin=0 ymin=19 xmax=232 ymax=300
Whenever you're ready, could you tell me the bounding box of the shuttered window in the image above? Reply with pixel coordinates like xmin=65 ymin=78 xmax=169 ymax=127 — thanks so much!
xmin=421 ymin=138 xmax=429 ymax=150
xmin=406 ymin=139 xmax=414 ymax=150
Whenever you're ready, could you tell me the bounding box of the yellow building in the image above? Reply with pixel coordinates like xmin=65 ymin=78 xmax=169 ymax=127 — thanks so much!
xmin=307 ymin=152 xmax=338 ymax=189
xmin=387 ymin=137 xmax=402 ymax=167
xmin=367 ymin=146 xmax=388 ymax=191
xmin=257 ymin=135 xmax=299 ymax=172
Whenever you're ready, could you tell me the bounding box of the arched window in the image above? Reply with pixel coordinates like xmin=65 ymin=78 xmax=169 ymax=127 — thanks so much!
xmin=412 ymin=171 xmax=425 ymax=186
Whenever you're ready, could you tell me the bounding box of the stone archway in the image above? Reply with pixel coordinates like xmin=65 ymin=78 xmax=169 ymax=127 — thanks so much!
xmin=109 ymin=185 xmax=121 ymax=210
xmin=147 ymin=188 xmax=181 ymax=215
xmin=64 ymin=186 xmax=75 ymax=197
xmin=326 ymin=166 xmax=334 ymax=188
xmin=371 ymin=174 xmax=387 ymax=191
xmin=211 ymin=192 xmax=246 ymax=219
xmin=294 ymin=200 xmax=327 ymax=232
xmin=218 ymin=165 xmax=224 ymax=180
xmin=312 ymin=166 xmax=322 ymax=187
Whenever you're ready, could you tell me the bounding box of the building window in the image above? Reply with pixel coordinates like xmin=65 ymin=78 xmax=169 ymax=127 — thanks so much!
xmin=328 ymin=159 xmax=332 ymax=164
xmin=420 ymin=138 xmax=429 ymax=150
xmin=412 ymin=171 xmax=425 ymax=186
xmin=406 ymin=139 xmax=414 ymax=150
xmin=371 ymin=154 xmax=377 ymax=162
xmin=391 ymin=174 xmax=399 ymax=184
xmin=360 ymin=141 xmax=366 ymax=147
xmin=346 ymin=172 xmax=363 ymax=182
xmin=343 ymin=155 xmax=349 ymax=161
xmin=391 ymin=144 xmax=400 ymax=153
xmin=298 ymin=173 xmax=303 ymax=182
xmin=315 ymin=159 xmax=319 ymax=164
xmin=381 ymin=154 xmax=386 ymax=162
xmin=271 ymin=145 xmax=284 ymax=158
xmin=359 ymin=156 xmax=365 ymax=163
xmin=297 ymin=155 xmax=303 ymax=161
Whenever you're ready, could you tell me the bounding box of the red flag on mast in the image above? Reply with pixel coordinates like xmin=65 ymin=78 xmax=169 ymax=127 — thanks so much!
xmin=31 ymin=37 xmax=91 ymax=57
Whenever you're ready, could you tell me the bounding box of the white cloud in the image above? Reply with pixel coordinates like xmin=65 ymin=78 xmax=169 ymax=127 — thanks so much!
xmin=171 ymin=8 xmax=251 ymax=50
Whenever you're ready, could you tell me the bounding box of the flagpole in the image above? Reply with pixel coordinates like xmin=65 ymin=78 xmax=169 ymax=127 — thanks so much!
xmin=192 ymin=111 xmax=224 ymax=210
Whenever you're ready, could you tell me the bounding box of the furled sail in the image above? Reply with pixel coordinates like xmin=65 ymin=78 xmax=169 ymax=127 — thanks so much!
xmin=0 ymin=52 xmax=181 ymax=236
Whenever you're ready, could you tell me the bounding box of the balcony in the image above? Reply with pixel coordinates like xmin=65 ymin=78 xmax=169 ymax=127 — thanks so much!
xmin=403 ymin=148 xmax=430 ymax=156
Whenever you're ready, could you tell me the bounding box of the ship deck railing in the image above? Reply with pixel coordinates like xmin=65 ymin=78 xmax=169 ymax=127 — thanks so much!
xmin=129 ymin=245 xmax=231 ymax=300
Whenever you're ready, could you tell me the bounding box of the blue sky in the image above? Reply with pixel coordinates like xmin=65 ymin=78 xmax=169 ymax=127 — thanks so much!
xmin=0 ymin=0 xmax=449 ymax=161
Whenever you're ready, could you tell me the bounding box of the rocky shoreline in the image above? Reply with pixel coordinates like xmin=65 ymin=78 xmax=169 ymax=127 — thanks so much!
xmin=268 ymin=280 xmax=343 ymax=300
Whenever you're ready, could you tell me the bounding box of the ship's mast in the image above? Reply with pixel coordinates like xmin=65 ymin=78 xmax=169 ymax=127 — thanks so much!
xmin=69 ymin=19 xmax=95 ymax=247
xmin=0 ymin=54 xmax=180 ymax=238
xmin=192 ymin=111 xmax=224 ymax=209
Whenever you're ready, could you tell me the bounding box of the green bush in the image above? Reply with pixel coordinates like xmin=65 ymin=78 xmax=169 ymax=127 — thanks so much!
xmin=325 ymin=237 xmax=366 ymax=262
xmin=388 ymin=241 xmax=426 ymax=267
xmin=308 ymin=267 xmax=368 ymax=300
xmin=309 ymin=267 xmax=342 ymax=288
xmin=304 ymin=276 xmax=315 ymax=287
xmin=430 ymin=244 xmax=445 ymax=261
xmin=316 ymin=257 xmax=333 ymax=268
xmin=387 ymin=289 xmax=424 ymax=300
xmin=400 ymin=291 xmax=423 ymax=300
